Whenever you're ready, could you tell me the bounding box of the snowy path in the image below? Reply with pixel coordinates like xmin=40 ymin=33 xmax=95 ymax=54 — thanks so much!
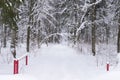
xmin=1 ymin=44 xmax=117 ymax=80
xmin=26 ymin=44 xmax=103 ymax=80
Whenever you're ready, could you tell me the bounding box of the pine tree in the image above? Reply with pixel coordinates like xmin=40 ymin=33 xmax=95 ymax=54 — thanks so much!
xmin=0 ymin=0 xmax=24 ymax=58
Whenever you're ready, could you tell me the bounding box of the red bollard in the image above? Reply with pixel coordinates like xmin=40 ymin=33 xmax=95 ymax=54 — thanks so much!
xmin=106 ymin=62 xmax=109 ymax=71
xmin=16 ymin=60 xmax=19 ymax=74
xmin=26 ymin=56 xmax=28 ymax=65
xmin=14 ymin=60 xmax=19 ymax=74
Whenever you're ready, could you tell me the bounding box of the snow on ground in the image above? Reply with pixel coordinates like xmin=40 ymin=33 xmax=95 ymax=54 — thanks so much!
xmin=0 ymin=44 xmax=120 ymax=80
xmin=25 ymin=44 xmax=105 ymax=80
xmin=91 ymin=71 xmax=120 ymax=80
xmin=0 ymin=74 xmax=38 ymax=80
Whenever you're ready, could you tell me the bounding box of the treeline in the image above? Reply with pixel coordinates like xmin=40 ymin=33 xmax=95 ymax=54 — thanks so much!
xmin=0 ymin=0 xmax=120 ymax=58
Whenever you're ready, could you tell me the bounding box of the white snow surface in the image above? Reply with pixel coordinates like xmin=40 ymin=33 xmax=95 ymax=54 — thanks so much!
xmin=0 ymin=44 xmax=120 ymax=80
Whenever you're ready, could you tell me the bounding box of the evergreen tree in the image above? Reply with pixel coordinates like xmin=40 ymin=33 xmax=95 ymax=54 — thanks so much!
xmin=0 ymin=0 xmax=24 ymax=58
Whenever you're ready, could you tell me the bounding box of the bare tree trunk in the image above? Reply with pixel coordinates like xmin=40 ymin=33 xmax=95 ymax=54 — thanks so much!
xmin=92 ymin=24 xmax=96 ymax=56
xmin=74 ymin=27 xmax=77 ymax=44
xmin=117 ymin=25 xmax=120 ymax=53
xmin=91 ymin=0 xmax=96 ymax=56
xmin=37 ymin=29 xmax=40 ymax=48
xmin=117 ymin=0 xmax=120 ymax=53
xmin=74 ymin=3 xmax=78 ymax=45
xmin=27 ymin=27 xmax=30 ymax=52
xmin=106 ymin=26 xmax=109 ymax=44
xmin=3 ymin=24 xmax=7 ymax=48
xmin=26 ymin=0 xmax=35 ymax=52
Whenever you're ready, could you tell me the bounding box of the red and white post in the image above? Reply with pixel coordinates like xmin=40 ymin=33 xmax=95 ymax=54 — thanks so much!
xmin=106 ymin=62 xmax=109 ymax=71
xmin=13 ymin=53 xmax=29 ymax=74
xmin=14 ymin=60 xmax=19 ymax=74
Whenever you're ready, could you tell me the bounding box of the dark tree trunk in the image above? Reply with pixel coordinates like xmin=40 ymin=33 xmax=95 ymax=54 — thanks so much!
xmin=92 ymin=24 xmax=96 ymax=56
xmin=106 ymin=26 xmax=109 ymax=44
xmin=91 ymin=0 xmax=96 ymax=56
xmin=117 ymin=26 xmax=120 ymax=53
xmin=3 ymin=24 xmax=7 ymax=48
xmin=27 ymin=27 xmax=30 ymax=52
xmin=37 ymin=29 xmax=40 ymax=48
xmin=26 ymin=0 xmax=35 ymax=52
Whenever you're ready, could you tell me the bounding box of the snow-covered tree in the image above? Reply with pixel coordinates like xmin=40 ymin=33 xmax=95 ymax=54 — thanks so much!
xmin=0 ymin=0 xmax=24 ymax=58
xmin=76 ymin=0 xmax=103 ymax=56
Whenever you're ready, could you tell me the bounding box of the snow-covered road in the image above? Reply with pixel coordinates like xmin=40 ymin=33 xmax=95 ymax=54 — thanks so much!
xmin=0 ymin=44 xmax=119 ymax=80
xmin=26 ymin=44 xmax=103 ymax=80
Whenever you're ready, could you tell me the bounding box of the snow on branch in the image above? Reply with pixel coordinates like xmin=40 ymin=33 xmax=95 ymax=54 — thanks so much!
xmin=81 ymin=0 xmax=102 ymax=24
xmin=81 ymin=11 xmax=87 ymax=23
xmin=75 ymin=20 xmax=93 ymax=42
xmin=82 ymin=0 xmax=102 ymax=12
xmin=77 ymin=19 xmax=105 ymax=36
xmin=76 ymin=21 xmax=88 ymax=35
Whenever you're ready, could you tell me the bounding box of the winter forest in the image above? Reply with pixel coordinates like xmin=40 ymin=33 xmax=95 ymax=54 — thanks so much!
xmin=0 ymin=0 xmax=120 ymax=80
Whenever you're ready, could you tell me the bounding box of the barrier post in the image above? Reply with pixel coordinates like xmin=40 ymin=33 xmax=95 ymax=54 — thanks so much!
xmin=14 ymin=60 xmax=19 ymax=74
xmin=16 ymin=60 xmax=19 ymax=74
xmin=13 ymin=53 xmax=29 ymax=74
xmin=26 ymin=56 xmax=28 ymax=65
xmin=106 ymin=62 xmax=109 ymax=71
